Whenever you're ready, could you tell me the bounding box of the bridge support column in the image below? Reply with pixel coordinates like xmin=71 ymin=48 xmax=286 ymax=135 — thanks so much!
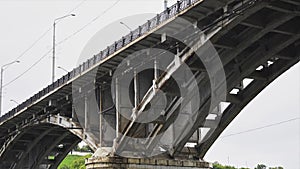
xmin=84 ymin=94 xmax=90 ymax=132
xmin=85 ymin=157 xmax=211 ymax=169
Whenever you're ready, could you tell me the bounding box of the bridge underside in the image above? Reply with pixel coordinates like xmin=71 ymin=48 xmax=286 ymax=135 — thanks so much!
xmin=0 ymin=0 xmax=299 ymax=168
xmin=0 ymin=123 xmax=81 ymax=169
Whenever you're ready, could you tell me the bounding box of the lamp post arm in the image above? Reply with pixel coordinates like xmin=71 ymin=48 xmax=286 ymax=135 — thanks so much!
xmin=2 ymin=61 xmax=19 ymax=69
xmin=120 ymin=22 xmax=132 ymax=31
xmin=54 ymin=14 xmax=76 ymax=23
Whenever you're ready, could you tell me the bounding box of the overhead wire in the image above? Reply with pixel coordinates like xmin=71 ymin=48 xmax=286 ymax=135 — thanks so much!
xmin=57 ymin=0 xmax=121 ymax=46
xmin=4 ymin=0 xmax=120 ymax=87
xmin=3 ymin=49 xmax=52 ymax=87
xmin=220 ymin=117 xmax=300 ymax=138
xmin=68 ymin=0 xmax=88 ymax=14
xmin=12 ymin=28 xmax=52 ymax=63
xmin=9 ymin=0 xmax=88 ymax=64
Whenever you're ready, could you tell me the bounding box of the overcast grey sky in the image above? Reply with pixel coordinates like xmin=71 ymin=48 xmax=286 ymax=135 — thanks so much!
xmin=0 ymin=0 xmax=299 ymax=168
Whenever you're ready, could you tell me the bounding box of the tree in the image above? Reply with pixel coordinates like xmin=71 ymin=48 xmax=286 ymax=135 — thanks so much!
xmin=73 ymin=145 xmax=80 ymax=151
xmin=255 ymin=164 xmax=267 ymax=169
xmin=70 ymin=159 xmax=85 ymax=169
xmin=59 ymin=165 xmax=70 ymax=169
xmin=212 ymin=162 xmax=238 ymax=169
xmin=80 ymin=145 xmax=92 ymax=152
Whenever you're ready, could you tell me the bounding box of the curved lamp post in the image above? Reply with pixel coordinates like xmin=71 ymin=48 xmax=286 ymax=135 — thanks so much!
xmin=120 ymin=22 xmax=132 ymax=32
xmin=57 ymin=66 xmax=68 ymax=73
xmin=0 ymin=60 xmax=20 ymax=116
xmin=52 ymin=14 xmax=76 ymax=83
xmin=10 ymin=99 xmax=19 ymax=105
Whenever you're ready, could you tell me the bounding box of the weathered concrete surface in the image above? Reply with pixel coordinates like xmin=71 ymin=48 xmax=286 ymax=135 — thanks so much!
xmin=86 ymin=157 xmax=211 ymax=169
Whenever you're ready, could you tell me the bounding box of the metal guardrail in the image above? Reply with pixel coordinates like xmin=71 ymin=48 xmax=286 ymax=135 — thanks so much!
xmin=0 ymin=0 xmax=201 ymax=123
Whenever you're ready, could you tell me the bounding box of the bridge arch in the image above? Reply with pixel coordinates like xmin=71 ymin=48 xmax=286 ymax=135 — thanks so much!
xmin=196 ymin=58 xmax=299 ymax=158
xmin=0 ymin=115 xmax=96 ymax=169
xmin=203 ymin=63 xmax=300 ymax=167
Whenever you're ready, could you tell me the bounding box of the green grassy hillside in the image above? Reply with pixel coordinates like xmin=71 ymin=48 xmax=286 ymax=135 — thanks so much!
xmin=58 ymin=154 xmax=92 ymax=169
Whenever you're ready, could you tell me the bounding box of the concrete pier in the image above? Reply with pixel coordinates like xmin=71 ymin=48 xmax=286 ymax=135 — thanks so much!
xmin=86 ymin=157 xmax=211 ymax=169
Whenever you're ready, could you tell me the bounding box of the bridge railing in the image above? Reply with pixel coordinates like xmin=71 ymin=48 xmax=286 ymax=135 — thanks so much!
xmin=0 ymin=0 xmax=200 ymax=123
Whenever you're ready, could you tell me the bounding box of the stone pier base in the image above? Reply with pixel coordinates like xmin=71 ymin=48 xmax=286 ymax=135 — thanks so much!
xmin=86 ymin=157 xmax=211 ymax=169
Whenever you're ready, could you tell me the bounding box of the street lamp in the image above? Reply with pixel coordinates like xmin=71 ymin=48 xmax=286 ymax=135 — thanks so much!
xmin=10 ymin=99 xmax=19 ymax=105
xmin=52 ymin=14 xmax=76 ymax=83
xmin=164 ymin=0 xmax=168 ymax=10
xmin=0 ymin=60 xmax=20 ymax=116
xmin=57 ymin=66 xmax=68 ymax=73
xmin=120 ymin=22 xmax=132 ymax=31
